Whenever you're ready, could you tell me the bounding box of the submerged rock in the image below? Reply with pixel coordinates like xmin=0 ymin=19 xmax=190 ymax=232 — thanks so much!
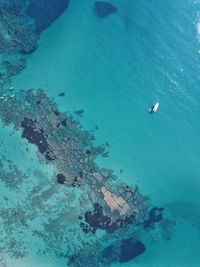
xmin=28 ymin=0 xmax=70 ymax=33
xmin=102 ymin=238 xmax=145 ymax=263
xmin=74 ymin=109 xmax=84 ymax=116
xmin=0 ymin=0 xmax=70 ymax=84
xmin=143 ymin=207 xmax=164 ymax=228
xmin=58 ymin=92 xmax=65 ymax=97
xmin=119 ymin=239 xmax=146 ymax=262
xmin=56 ymin=173 xmax=66 ymax=184
xmin=94 ymin=1 xmax=117 ymax=18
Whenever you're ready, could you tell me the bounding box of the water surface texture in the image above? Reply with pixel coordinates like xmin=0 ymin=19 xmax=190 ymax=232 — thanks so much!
xmin=0 ymin=0 xmax=200 ymax=266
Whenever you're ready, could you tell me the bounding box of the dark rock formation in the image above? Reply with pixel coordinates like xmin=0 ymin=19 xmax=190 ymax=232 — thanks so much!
xmin=119 ymin=239 xmax=146 ymax=262
xmin=94 ymin=1 xmax=117 ymax=18
xmin=81 ymin=203 xmax=111 ymax=233
xmin=61 ymin=118 xmax=67 ymax=127
xmin=80 ymin=203 xmax=135 ymax=234
xmin=21 ymin=117 xmax=56 ymax=161
xmin=102 ymin=239 xmax=146 ymax=263
xmin=143 ymin=207 xmax=164 ymax=228
xmin=56 ymin=173 xmax=66 ymax=184
xmin=74 ymin=109 xmax=84 ymax=116
xmin=28 ymin=0 xmax=70 ymax=33
xmin=58 ymin=92 xmax=65 ymax=97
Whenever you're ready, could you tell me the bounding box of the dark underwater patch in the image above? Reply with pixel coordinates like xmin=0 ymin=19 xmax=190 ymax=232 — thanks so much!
xmin=119 ymin=239 xmax=146 ymax=262
xmin=0 ymin=89 xmax=154 ymax=266
xmin=94 ymin=1 xmax=117 ymax=18
xmin=69 ymin=238 xmax=146 ymax=266
xmin=143 ymin=207 xmax=164 ymax=228
xmin=102 ymin=244 xmax=114 ymax=260
xmin=102 ymin=239 xmax=146 ymax=263
xmin=28 ymin=0 xmax=70 ymax=33
xmin=21 ymin=117 xmax=56 ymax=161
xmin=80 ymin=203 xmax=135 ymax=234
xmin=56 ymin=173 xmax=66 ymax=184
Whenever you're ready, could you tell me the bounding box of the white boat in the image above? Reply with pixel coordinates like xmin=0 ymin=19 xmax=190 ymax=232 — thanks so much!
xmin=149 ymin=102 xmax=159 ymax=113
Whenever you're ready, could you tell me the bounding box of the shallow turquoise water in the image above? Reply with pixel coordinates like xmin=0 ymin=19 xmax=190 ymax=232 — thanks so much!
xmin=1 ymin=0 xmax=200 ymax=266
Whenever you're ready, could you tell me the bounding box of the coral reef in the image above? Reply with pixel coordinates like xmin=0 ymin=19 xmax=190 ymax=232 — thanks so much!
xmin=0 ymin=88 xmax=148 ymax=234
xmin=0 ymin=157 xmax=84 ymax=260
xmin=0 ymin=0 xmax=38 ymax=84
xmin=0 ymin=0 xmax=69 ymax=85
xmin=0 ymin=88 xmax=170 ymax=265
xmin=68 ymin=236 xmax=146 ymax=266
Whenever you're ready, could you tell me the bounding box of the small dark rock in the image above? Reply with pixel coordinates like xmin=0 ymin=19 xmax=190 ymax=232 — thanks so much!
xmin=74 ymin=109 xmax=84 ymax=116
xmin=45 ymin=150 xmax=56 ymax=161
xmin=54 ymin=110 xmax=60 ymax=116
xmin=56 ymin=173 xmax=66 ymax=184
xmin=102 ymin=245 xmax=114 ymax=260
xmin=94 ymin=1 xmax=117 ymax=18
xmin=58 ymin=92 xmax=65 ymax=97
xmin=80 ymin=222 xmax=91 ymax=233
xmin=61 ymin=119 xmax=67 ymax=127
xmin=143 ymin=207 xmax=164 ymax=228
xmin=79 ymin=171 xmax=83 ymax=178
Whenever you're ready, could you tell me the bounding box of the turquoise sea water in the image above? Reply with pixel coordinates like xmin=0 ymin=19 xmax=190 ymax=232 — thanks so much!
xmin=1 ymin=0 xmax=200 ymax=266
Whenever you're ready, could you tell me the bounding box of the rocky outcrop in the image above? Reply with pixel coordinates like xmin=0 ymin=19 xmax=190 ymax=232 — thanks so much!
xmin=0 ymin=0 xmax=70 ymax=85
xmin=27 ymin=0 xmax=70 ymax=33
